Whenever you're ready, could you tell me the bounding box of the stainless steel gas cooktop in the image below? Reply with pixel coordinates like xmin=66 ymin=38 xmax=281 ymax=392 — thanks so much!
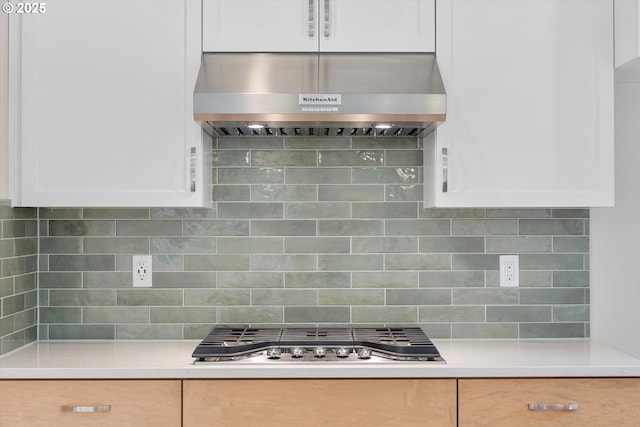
xmin=192 ymin=326 xmax=445 ymax=363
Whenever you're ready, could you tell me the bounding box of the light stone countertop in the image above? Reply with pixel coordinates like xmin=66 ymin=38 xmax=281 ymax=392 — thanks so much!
xmin=1 ymin=339 xmax=639 ymax=379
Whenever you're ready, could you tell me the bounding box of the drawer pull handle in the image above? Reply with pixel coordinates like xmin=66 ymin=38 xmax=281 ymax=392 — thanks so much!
xmin=528 ymin=403 xmax=579 ymax=411
xmin=61 ymin=405 xmax=111 ymax=413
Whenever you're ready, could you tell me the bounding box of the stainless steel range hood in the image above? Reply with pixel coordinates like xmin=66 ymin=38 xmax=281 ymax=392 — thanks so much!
xmin=193 ymin=52 xmax=446 ymax=138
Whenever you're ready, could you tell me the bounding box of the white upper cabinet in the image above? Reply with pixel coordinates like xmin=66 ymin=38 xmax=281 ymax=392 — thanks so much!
xmin=203 ymin=0 xmax=318 ymax=52
xmin=203 ymin=0 xmax=435 ymax=52
xmin=425 ymin=0 xmax=614 ymax=208
xmin=10 ymin=0 xmax=210 ymax=207
xmin=1 ymin=12 xmax=8 ymax=200
xmin=615 ymin=0 xmax=640 ymax=68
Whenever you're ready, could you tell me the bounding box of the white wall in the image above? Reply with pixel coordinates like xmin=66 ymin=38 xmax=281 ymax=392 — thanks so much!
xmin=591 ymin=59 xmax=640 ymax=358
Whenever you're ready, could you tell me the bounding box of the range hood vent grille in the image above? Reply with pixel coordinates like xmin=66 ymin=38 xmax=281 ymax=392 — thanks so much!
xmin=204 ymin=124 xmax=434 ymax=138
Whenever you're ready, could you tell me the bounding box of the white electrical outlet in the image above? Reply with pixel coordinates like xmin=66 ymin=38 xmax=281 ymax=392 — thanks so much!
xmin=499 ymin=255 xmax=519 ymax=287
xmin=132 ymin=255 xmax=152 ymax=287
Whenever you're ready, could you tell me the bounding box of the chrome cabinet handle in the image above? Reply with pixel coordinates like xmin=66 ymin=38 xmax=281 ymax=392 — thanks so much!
xmin=190 ymin=147 xmax=197 ymax=193
xmin=528 ymin=403 xmax=579 ymax=411
xmin=61 ymin=405 xmax=111 ymax=413
xmin=308 ymin=0 xmax=315 ymax=37
xmin=442 ymin=147 xmax=448 ymax=193
xmin=323 ymin=0 xmax=331 ymax=37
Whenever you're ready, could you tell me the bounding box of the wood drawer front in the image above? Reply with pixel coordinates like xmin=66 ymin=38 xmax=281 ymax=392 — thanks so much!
xmin=459 ymin=378 xmax=640 ymax=427
xmin=183 ymin=379 xmax=457 ymax=427
xmin=0 ymin=380 xmax=181 ymax=427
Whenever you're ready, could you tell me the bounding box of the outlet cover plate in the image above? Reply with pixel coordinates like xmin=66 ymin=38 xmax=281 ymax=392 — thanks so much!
xmin=499 ymin=255 xmax=519 ymax=287
xmin=132 ymin=255 xmax=152 ymax=287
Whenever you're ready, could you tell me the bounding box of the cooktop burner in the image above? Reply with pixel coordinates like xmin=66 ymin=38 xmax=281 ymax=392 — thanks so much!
xmin=192 ymin=326 xmax=445 ymax=363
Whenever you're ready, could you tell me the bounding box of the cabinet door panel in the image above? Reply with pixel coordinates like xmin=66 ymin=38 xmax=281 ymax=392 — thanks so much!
xmin=15 ymin=0 xmax=208 ymax=207
xmin=615 ymin=0 xmax=640 ymax=68
xmin=426 ymin=0 xmax=613 ymax=207
xmin=202 ymin=0 xmax=434 ymax=52
xmin=184 ymin=379 xmax=457 ymax=427
xmin=203 ymin=0 xmax=319 ymax=52
xmin=1 ymin=5 xmax=7 ymax=198
xmin=459 ymin=378 xmax=640 ymax=427
xmin=321 ymin=0 xmax=435 ymax=52
xmin=0 ymin=380 xmax=181 ymax=427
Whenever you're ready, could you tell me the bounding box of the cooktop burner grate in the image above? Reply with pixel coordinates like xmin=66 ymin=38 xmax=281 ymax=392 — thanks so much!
xmin=280 ymin=328 xmax=355 ymax=347
xmin=352 ymin=327 xmax=439 ymax=358
xmin=192 ymin=326 xmax=444 ymax=362
xmin=193 ymin=327 xmax=282 ymax=357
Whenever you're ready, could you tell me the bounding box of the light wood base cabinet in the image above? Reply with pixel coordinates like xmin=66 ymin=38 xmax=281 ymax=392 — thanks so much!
xmin=3 ymin=377 xmax=638 ymax=426
xmin=0 ymin=380 xmax=181 ymax=427
xmin=459 ymin=378 xmax=640 ymax=427
xmin=183 ymin=379 xmax=457 ymax=427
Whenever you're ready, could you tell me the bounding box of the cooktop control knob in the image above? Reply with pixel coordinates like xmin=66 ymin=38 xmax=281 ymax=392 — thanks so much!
xmin=266 ymin=347 xmax=281 ymax=359
xmin=291 ymin=347 xmax=305 ymax=358
xmin=357 ymin=348 xmax=372 ymax=360
xmin=313 ymin=347 xmax=327 ymax=358
xmin=336 ymin=347 xmax=351 ymax=358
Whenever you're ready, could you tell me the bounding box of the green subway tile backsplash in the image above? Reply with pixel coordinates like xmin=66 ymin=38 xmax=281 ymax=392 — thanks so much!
xmin=285 ymin=272 xmax=349 ymax=288
xmin=116 ymin=324 xmax=182 ymax=340
xmin=285 ymin=202 xmax=351 ymax=219
xmin=251 ymin=289 xmax=317 ymax=306
xmin=353 ymin=167 xmax=419 ymax=184
xmin=352 ymin=271 xmax=417 ymax=288
xmin=351 ymin=306 xmax=418 ymax=323
xmin=253 ymin=254 xmax=317 ymax=271
xmin=318 ymin=150 xmax=384 ymax=166
xmin=286 ymin=168 xmax=350 ymax=184
xmin=318 ymin=185 xmax=384 ymax=201
xmin=0 ymin=202 xmax=38 ymax=355
xmin=253 ymin=150 xmax=317 ymax=166
xmin=218 ymin=306 xmax=283 ymax=324
xmin=2 ymin=138 xmax=593 ymax=350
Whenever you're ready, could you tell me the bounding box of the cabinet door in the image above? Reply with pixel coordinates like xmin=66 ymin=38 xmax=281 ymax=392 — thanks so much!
xmin=1 ymin=10 xmax=8 ymax=199
xmin=13 ymin=0 xmax=210 ymax=207
xmin=320 ymin=0 xmax=435 ymax=52
xmin=203 ymin=0 xmax=319 ymax=52
xmin=202 ymin=0 xmax=434 ymax=52
xmin=425 ymin=0 xmax=614 ymax=207
xmin=458 ymin=378 xmax=640 ymax=427
xmin=0 ymin=380 xmax=182 ymax=427
xmin=615 ymin=0 xmax=640 ymax=68
xmin=184 ymin=379 xmax=457 ymax=427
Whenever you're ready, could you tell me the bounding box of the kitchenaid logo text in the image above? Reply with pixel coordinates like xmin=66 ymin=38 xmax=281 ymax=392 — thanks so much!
xmin=299 ymin=94 xmax=342 ymax=105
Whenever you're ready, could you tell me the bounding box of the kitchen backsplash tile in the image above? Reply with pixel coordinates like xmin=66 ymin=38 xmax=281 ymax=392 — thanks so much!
xmin=47 ymin=324 xmax=115 ymax=340
xmin=452 ymin=323 xmax=517 ymax=339
xmin=0 ymin=202 xmax=38 ymax=355
xmin=286 ymin=168 xmax=349 ymax=184
xmin=3 ymin=137 xmax=594 ymax=349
